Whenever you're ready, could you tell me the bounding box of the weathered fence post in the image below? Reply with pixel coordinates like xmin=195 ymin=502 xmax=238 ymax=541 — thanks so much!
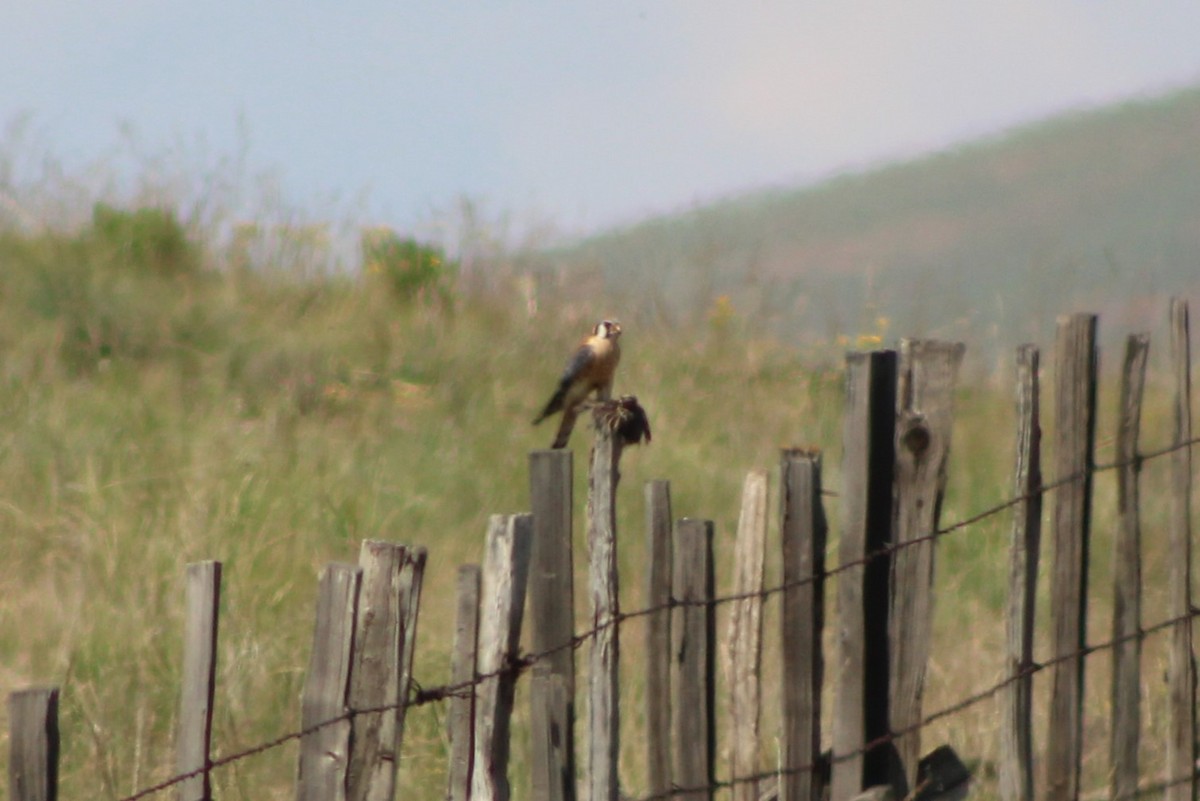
xmin=1110 ymin=333 xmax=1149 ymax=801
xmin=447 ymin=564 xmax=482 ymax=801
xmin=1043 ymin=313 xmax=1098 ymax=801
xmin=8 ymin=687 xmax=59 ymax=801
xmin=645 ymin=479 xmax=674 ymax=799
xmin=177 ymin=560 xmax=222 ymax=801
xmin=1166 ymin=297 xmax=1197 ymax=801
xmin=297 ymin=563 xmax=362 ymax=801
xmin=1000 ymin=344 xmax=1042 ymax=801
xmin=396 ymin=549 xmax=426 ymax=746
xmin=472 ymin=514 xmax=534 ymax=801
xmin=890 ymin=339 xmax=964 ymax=790
xmin=529 ymin=450 xmax=576 ymax=801
xmin=348 ymin=541 xmax=427 ymax=801
xmin=781 ymin=450 xmax=828 ymax=801
xmin=587 ymin=420 xmax=623 ymax=801
xmin=832 ymin=349 xmax=897 ymax=800
xmin=725 ymin=470 xmax=768 ymax=801
xmin=671 ymin=518 xmax=715 ymax=801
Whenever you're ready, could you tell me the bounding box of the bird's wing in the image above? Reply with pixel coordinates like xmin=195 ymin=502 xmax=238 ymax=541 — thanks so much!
xmin=533 ymin=342 xmax=597 ymax=424
xmin=559 ymin=341 xmax=597 ymax=386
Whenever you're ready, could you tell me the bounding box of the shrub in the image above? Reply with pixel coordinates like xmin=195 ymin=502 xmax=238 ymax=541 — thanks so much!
xmin=90 ymin=202 xmax=200 ymax=277
xmin=361 ymin=227 xmax=455 ymax=304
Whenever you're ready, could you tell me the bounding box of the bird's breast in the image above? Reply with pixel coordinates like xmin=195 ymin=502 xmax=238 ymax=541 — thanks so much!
xmin=588 ymin=337 xmax=619 ymax=377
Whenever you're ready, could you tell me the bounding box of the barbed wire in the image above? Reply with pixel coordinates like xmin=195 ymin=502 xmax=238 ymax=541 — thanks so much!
xmin=112 ymin=432 xmax=1200 ymax=801
xmin=629 ymin=603 xmax=1200 ymax=801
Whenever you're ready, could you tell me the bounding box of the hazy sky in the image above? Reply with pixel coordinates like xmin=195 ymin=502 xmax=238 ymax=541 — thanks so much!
xmin=4 ymin=2 xmax=1200 ymax=237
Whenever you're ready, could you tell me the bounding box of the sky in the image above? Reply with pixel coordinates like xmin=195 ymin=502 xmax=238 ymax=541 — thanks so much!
xmin=3 ymin=2 xmax=1200 ymax=240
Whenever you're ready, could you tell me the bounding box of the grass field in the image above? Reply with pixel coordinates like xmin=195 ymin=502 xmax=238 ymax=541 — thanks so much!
xmin=0 ymin=201 xmax=1194 ymax=800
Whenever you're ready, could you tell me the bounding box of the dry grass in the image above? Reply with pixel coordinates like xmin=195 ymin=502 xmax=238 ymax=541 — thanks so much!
xmin=0 ymin=217 xmax=1195 ymax=801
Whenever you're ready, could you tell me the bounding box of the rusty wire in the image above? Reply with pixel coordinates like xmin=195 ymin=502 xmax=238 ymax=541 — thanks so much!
xmin=113 ymin=433 xmax=1200 ymax=801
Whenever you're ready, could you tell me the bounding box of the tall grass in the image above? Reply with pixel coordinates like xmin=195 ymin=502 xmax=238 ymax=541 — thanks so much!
xmin=0 ymin=191 xmax=1193 ymax=800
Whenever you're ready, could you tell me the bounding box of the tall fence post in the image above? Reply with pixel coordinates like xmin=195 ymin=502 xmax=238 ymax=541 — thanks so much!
xmin=1110 ymin=333 xmax=1149 ymax=801
xmin=832 ymin=349 xmax=897 ymax=800
xmin=725 ymin=470 xmax=768 ymax=801
xmin=1000 ymin=345 xmax=1042 ymax=801
xmin=1166 ymin=297 xmax=1197 ymax=801
xmin=446 ymin=564 xmax=482 ymax=801
xmin=587 ymin=420 xmax=623 ymax=801
xmin=396 ymin=547 xmax=426 ymax=752
xmin=347 ymin=541 xmax=427 ymax=801
xmin=8 ymin=687 xmax=59 ymax=801
xmin=645 ymin=479 xmax=674 ymax=800
xmin=671 ymin=518 xmax=715 ymax=801
xmin=297 ymin=563 xmax=362 ymax=801
xmin=889 ymin=339 xmax=964 ymax=790
xmin=472 ymin=514 xmax=534 ymax=801
xmin=1043 ymin=313 xmax=1098 ymax=801
xmin=177 ymin=560 xmax=222 ymax=801
xmin=529 ymin=449 xmax=576 ymax=801
xmin=781 ymin=450 xmax=828 ymax=801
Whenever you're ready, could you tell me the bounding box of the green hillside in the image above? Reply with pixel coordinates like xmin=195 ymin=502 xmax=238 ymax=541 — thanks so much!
xmin=549 ymin=84 xmax=1200 ymax=361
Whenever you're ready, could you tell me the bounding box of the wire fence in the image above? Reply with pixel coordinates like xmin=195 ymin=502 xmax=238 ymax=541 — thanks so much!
xmin=104 ymin=429 xmax=1200 ymax=801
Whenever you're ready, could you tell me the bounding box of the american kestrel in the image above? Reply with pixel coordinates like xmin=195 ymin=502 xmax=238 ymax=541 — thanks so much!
xmin=533 ymin=319 xmax=622 ymax=449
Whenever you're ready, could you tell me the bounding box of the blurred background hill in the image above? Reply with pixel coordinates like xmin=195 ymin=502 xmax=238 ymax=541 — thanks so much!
xmin=543 ymin=83 xmax=1200 ymax=365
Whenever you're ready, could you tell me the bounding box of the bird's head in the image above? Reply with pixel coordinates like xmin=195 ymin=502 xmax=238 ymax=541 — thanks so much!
xmin=594 ymin=319 xmax=622 ymax=340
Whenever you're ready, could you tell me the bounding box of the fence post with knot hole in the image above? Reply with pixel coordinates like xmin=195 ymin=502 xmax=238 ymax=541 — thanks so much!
xmin=889 ymin=339 xmax=964 ymax=793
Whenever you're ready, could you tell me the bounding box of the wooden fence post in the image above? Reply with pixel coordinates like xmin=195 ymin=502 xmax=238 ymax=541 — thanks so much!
xmin=347 ymin=542 xmax=427 ymax=801
xmin=1110 ymin=334 xmax=1149 ymax=801
xmin=1043 ymin=313 xmax=1098 ymax=801
xmin=781 ymin=450 xmax=828 ymax=801
xmin=447 ymin=564 xmax=482 ymax=801
xmin=529 ymin=450 xmax=576 ymax=801
xmin=671 ymin=518 xmax=716 ymax=801
xmin=890 ymin=339 xmax=964 ymax=790
xmin=832 ymin=349 xmax=897 ymax=800
xmin=396 ymin=548 xmax=426 ymax=749
xmin=1167 ymin=298 xmax=1197 ymax=801
xmin=645 ymin=479 xmax=674 ymax=800
xmin=297 ymin=563 xmax=362 ymax=801
xmin=177 ymin=561 xmax=222 ymax=801
xmin=472 ymin=514 xmax=534 ymax=801
xmin=8 ymin=687 xmax=59 ymax=801
xmin=587 ymin=421 xmax=623 ymax=801
xmin=1000 ymin=345 xmax=1042 ymax=801
xmin=725 ymin=470 xmax=768 ymax=801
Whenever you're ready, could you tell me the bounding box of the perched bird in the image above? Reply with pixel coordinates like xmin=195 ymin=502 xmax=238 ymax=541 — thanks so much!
xmin=595 ymin=395 xmax=652 ymax=446
xmin=533 ymin=319 xmax=622 ymax=448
